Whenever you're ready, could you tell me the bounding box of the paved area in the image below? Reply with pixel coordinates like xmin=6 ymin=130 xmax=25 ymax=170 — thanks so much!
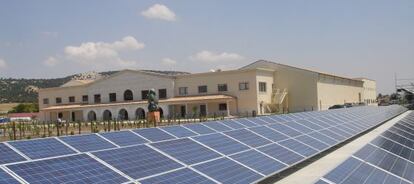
xmin=276 ymin=110 xmax=411 ymax=184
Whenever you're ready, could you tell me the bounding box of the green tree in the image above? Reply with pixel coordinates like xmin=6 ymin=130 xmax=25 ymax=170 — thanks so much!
xmin=8 ymin=103 xmax=39 ymax=113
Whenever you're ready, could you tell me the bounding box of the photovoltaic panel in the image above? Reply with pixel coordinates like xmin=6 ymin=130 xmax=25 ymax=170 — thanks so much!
xmin=328 ymin=127 xmax=352 ymax=138
xmin=221 ymin=120 xmax=245 ymax=129
xmin=7 ymin=154 xmax=129 ymax=184
xmin=9 ymin=138 xmax=76 ymax=159
xmin=370 ymin=137 xmax=414 ymax=162
xmin=92 ymin=145 xmax=183 ymax=179
xmin=247 ymin=118 xmax=268 ymax=125
xmin=307 ymin=118 xmax=331 ymax=128
xmin=229 ymin=150 xmax=287 ymax=175
xmin=182 ymin=123 xmax=216 ymax=135
xmin=193 ymin=133 xmax=250 ymax=155
xmin=268 ymin=115 xmax=286 ymax=123
xmin=258 ymin=143 xmax=304 ymax=165
xmin=257 ymin=116 xmax=275 ymax=124
xmin=248 ymin=126 xmax=289 ymax=142
xmin=192 ymin=157 xmax=262 ymax=184
xmin=284 ymin=121 xmax=313 ymax=134
xmin=0 ymin=169 xmax=19 ymax=184
xmin=224 ymin=129 xmax=272 ymax=148
xmin=151 ymin=138 xmax=221 ymax=165
xmin=295 ymin=119 xmax=324 ymax=130
xmin=267 ymin=123 xmax=301 ymax=137
xmin=160 ymin=126 xmax=198 ymax=138
xmin=202 ymin=121 xmax=232 ymax=132
xmin=278 ymin=139 xmax=318 ymax=157
xmin=100 ymin=131 xmax=148 ymax=146
xmin=307 ymin=132 xmax=338 ymax=146
xmin=319 ymin=129 xmax=346 ymax=142
xmin=233 ymin=118 xmax=258 ymax=127
xmin=0 ymin=143 xmax=25 ymax=164
xmin=139 ymin=168 xmax=215 ymax=184
xmin=60 ymin=134 xmax=116 ymax=152
xmin=133 ymin=128 xmax=176 ymax=142
xmin=295 ymin=135 xmax=330 ymax=151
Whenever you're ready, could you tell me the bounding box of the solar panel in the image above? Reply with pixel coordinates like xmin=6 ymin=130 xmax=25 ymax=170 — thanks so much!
xmin=193 ymin=133 xmax=250 ymax=155
xmin=258 ymin=143 xmax=304 ymax=165
xmin=248 ymin=126 xmax=289 ymax=142
xmin=92 ymin=145 xmax=183 ymax=179
xmin=100 ymin=131 xmax=148 ymax=146
xmin=229 ymin=150 xmax=287 ymax=175
xmin=133 ymin=128 xmax=176 ymax=142
xmin=307 ymin=132 xmax=338 ymax=146
xmin=192 ymin=157 xmax=263 ymax=184
xmin=267 ymin=123 xmax=302 ymax=137
xmin=247 ymin=118 xmax=268 ymax=125
xmin=60 ymin=134 xmax=116 ymax=152
xmin=233 ymin=118 xmax=258 ymax=127
xmin=0 ymin=169 xmax=20 ymax=184
xmin=202 ymin=121 xmax=232 ymax=131
xmin=221 ymin=120 xmax=246 ymax=129
xmin=182 ymin=123 xmax=216 ymax=134
xmin=224 ymin=129 xmax=272 ymax=148
xmin=0 ymin=143 xmax=26 ymax=164
xmin=139 ymin=168 xmax=215 ymax=184
xmin=8 ymin=138 xmax=76 ymax=159
xmin=295 ymin=119 xmax=324 ymax=130
xmin=160 ymin=125 xmax=198 ymax=138
xmin=7 ymin=154 xmax=129 ymax=184
xmin=295 ymin=135 xmax=330 ymax=151
xmin=319 ymin=129 xmax=346 ymax=141
xmin=151 ymin=138 xmax=221 ymax=165
xmin=284 ymin=121 xmax=313 ymax=133
xmin=278 ymin=139 xmax=318 ymax=157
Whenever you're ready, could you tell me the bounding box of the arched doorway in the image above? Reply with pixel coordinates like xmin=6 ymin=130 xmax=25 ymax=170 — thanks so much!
xmin=103 ymin=110 xmax=112 ymax=121
xmin=87 ymin=111 xmax=97 ymax=121
xmin=124 ymin=90 xmax=133 ymax=101
xmin=118 ymin=109 xmax=129 ymax=120
xmin=135 ymin=108 xmax=145 ymax=120
xmin=158 ymin=107 xmax=164 ymax=118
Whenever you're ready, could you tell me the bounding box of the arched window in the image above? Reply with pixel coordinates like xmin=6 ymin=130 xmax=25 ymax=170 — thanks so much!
xmin=135 ymin=108 xmax=145 ymax=120
xmin=103 ymin=110 xmax=112 ymax=121
xmin=124 ymin=90 xmax=133 ymax=101
xmin=118 ymin=109 xmax=129 ymax=120
xmin=87 ymin=111 xmax=97 ymax=121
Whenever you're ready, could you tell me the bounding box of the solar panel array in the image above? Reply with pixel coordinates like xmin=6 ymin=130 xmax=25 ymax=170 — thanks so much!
xmin=0 ymin=105 xmax=406 ymax=184
xmin=315 ymin=111 xmax=414 ymax=184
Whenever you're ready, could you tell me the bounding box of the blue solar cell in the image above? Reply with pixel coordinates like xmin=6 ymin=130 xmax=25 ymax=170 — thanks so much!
xmin=267 ymin=123 xmax=301 ymax=137
xmin=192 ymin=157 xmax=262 ymax=184
xmin=363 ymin=167 xmax=388 ymax=184
xmin=100 ymin=131 xmax=148 ymax=146
xmin=151 ymin=138 xmax=221 ymax=165
xmin=133 ymin=128 xmax=176 ymax=142
xmin=234 ymin=118 xmax=258 ymax=127
xmin=258 ymin=144 xmax=304 ymax=165
xmin=183 ymin=123 xmax=216 ymax=134
xmin=0 ymin=143 xmax=26 ymax=164
xmin=340 ymin=161 xmax=375 ymax=184
xmin=247 ymin=118 xmax=268 ymax=125
xmin=248 ymin=126 xmax=289 ymax=142
xmin=224 ymin=129 xmax=272 ymax=147
xmin=202 ymin=121 xmax=232 ymax=131
xmin=221 ymin=120 xmax=245 ymax=129
xmin=354 ymin=144 xmax=376 ymax=160
xmin=328 ymin=127 xmax=353 ymax=138
xmin=0 ymin=169 xmax=20 ymax=184
xmin=193 ymin=133 xmax=249 ymax=155
xmin=307 ymin=118 xmax=331 ymax=128
xmin=60 ymin=134 xmax=116 ymax=152
xmin=160 ymin=126 xmax=198 ymax=138
xmin=324 ymin=157 xmax=362 ymax=184
xmin=279 ymin=139 xmax=318 ymax=157
xmin=92 ymin=145 xmax=183 ymax=179
xmin=308 ymin=132 xmax=338 ymax=146
xmin=257 ymin=116 xmax=274 ymax=124
xmin=9 ymin=138 xmax=76 ymax=159
xmin=229 ymin=150 xmax=287 ymax=175
xmin=295 ymin=135 xmax=329 ymax=151
xmin=295 ymin=119 xmax=324 ymax=130
xmin=319 ymin=129 xmax=346 ymax=141
xmin=140 ymin=168 xmax=215 ymax=184
xmin=7 ymin=154 xmax=128 ymax=184
xmin=284 ymin=121 xmax=313 ymax=133
xmin=268 ymin=115 xmax=286 ymax=123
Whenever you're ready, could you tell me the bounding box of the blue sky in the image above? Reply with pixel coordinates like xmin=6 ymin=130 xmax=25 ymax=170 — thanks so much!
xmin=0 ymin=0 xmax=413 ymax=94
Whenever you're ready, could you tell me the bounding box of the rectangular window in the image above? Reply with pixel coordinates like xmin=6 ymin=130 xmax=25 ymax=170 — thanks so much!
xmin=69 ymin=96 xmax=75 ymax=103
xmin=259 ymin=82 xmax=267 ymax=92
xmin=82 ymin=95 xmax=88 ymax=102
xmin=56 ymin=97 xmax=62 ymax=104
xmin=158 ymin=89 xmax=167 ymax=99
xmin=94 ymin=94 xmax=101 ymax=103
xmin=109 ymin=93 xmax=117 ymax=102
xmin=239 ymin=82 xmax=249 ymax=90
xmin=218 ymin=84 xmax=228 ymax=92
xmin=179 ymin=87 xmax=188 ymax=96
xmin=43 ymin=98 xmax=49 ymax=104
xmin=219 ymin=103 xmax=227 ymax=111
xmin=141 ymin=90 xmax=149 ymax=100
xmin=198 ymin=85 xmax=207 ymax=93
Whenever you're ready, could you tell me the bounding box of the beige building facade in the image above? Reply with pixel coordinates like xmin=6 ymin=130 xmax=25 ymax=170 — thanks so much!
xmin=38 ymin=60 xmax=377 ymax=122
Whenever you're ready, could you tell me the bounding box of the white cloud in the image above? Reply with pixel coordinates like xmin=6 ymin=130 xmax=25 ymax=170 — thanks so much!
xmin=161 ymin=57 xmax=177 ymax=65
xmin=43 ymin=56 xmax=60 ymax=67
xmin=190 ymin=50 xmax=244 ymax=62
xmin=64 ymin=36 xmax=144 ymax=68
xmin=0 ymin=58 xmax=7 ymax=69
xmin=141 ymin=4 xmax=176 ymax=21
